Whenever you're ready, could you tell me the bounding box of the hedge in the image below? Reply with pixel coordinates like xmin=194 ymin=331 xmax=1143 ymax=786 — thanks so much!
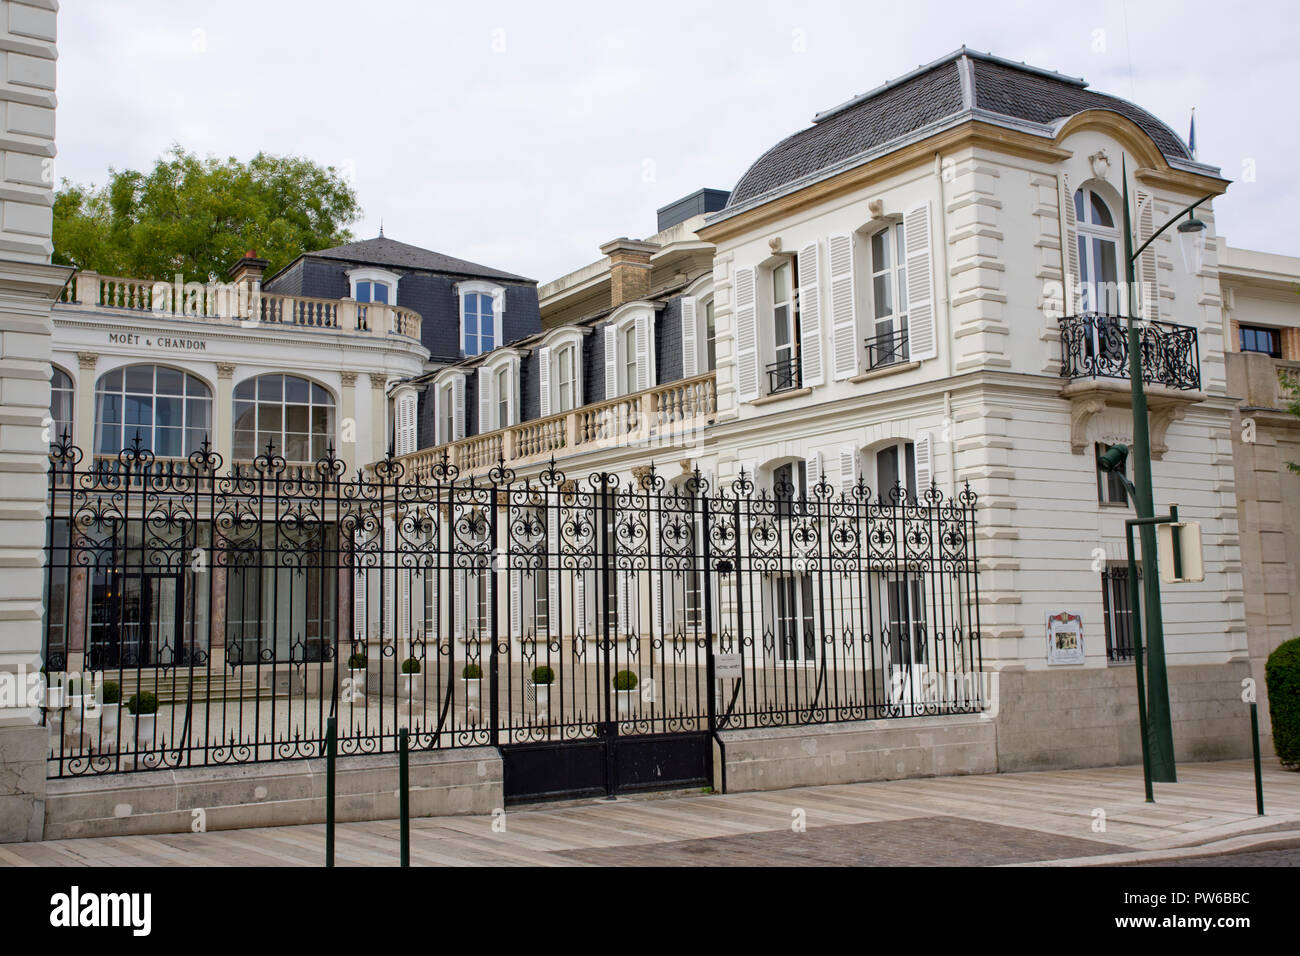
xmin=1265 ymin=636 xmax=1300 ymax=767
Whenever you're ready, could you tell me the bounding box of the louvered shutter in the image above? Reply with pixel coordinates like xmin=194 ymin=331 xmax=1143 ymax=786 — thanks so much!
xmin=453 ymin=569 xmax=465 ymax=639
xmin=635 ymin=312 xmax=654 ymax=391
xmin=478 ymin=366 xmax=494 ymax=432
xmin=546 ymin=508 xmax=560 ymax=634
xmin=733 ymin=267 xmax=759 ymax=401
xmin=604 ymin=325 xmax=617 ymax=396
xmin=397 ymin=570 xmax=409 ymax=645
xmin=401 ymin=395 xmax=416 ymax=455
xmin=353 ymin=566 xmax=367 ymax=641
xmin=425 ymin=564 xmax=439 ymax=639
xmin=903 ymin=203 xmax=937 ymax=361
xmin=797 ymin=241 xmax=824 ymax=386
xmin=914 ymin=432 xmax=933 ymax=499
xmin=839 ymin=446 xmax=860 ymax=495
xmin=453 ymin=375 xmax=466 ymax=441
xmin=618 ymin=571 xmax=630 ymax=636
xmin=1060 ymin=173 xmax=1082 ymax=313
xmin=1136 ymin=190 xmax=1159 ymax=320
xmin=807 ymin=451 xmax=823 ymax=496
xmin=383 ymin=542 xmax=394 ymax=642
xmin=433 ymin=387 xmax=443 ymax=445
xmin=681 ymin=296 xmax=699 ymax=378
xmin=829 ymin=234 xmax=858 ymax=380
xmin=575 ymin=574 xmax=587 ymax=637
xmin=507 ymin=358 xmax=519 ymax=426
xmin=466 ymin=568 xmax=479 ymax=637
xmin=538 ymin=347 xmax=551 ymax=417
xmin=509 ymin=570 xmax=521 ymax=637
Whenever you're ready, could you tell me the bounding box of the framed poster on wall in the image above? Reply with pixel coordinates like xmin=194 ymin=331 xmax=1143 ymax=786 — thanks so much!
xmin=1046 ymin=611 xmax=1085 ymax=665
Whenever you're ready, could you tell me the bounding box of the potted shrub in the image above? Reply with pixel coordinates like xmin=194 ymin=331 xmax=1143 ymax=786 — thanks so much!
xmin=462 ymin=662 xmax=483 ymax=703
xmin=126 ymin=691 xmax=159 ymax=747
xmin=531 ymin=665 xmax=555 ymax=709
xmin=348 ymin=652 xmax=367 ymax=698
xmin=401 ymin=657 xmax=421 ymax=697
xmin=613 ymin=670 xmax=638 ymax=716
xmin=1266 ymin=636 xmax=1300 ymax=769
xmin=99 ymin=680 xmax=122 ymax=736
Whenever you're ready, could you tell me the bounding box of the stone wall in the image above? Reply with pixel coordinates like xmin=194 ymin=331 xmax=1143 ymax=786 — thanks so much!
xmin=0 ymin=0 xmax=68 ymax=844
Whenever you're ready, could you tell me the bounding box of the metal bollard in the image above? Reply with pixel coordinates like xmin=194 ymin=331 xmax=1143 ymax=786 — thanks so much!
xmin=1250 ymin=702 xmax=1264 ymax=816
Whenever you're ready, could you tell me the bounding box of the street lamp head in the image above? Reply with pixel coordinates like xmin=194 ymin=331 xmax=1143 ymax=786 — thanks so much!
xmin=1098 ymin=443 xmax=1129 ymax=473
xmin=1177 ymin=216 xmax=1207 ymax=276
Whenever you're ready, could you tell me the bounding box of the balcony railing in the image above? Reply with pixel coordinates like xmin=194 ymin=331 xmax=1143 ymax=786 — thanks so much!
xmin=400 ymin=372 xmax=717 ymax=480
xmin=1058 ymin=314 xmax=1201 ymax=391
xmin=56 ymin=270 xmax=423 ymax=342
xmin=766 ymin=356 xmax=801 ymax=394
xmin=864 ymin=328 xmax=910 ymax=370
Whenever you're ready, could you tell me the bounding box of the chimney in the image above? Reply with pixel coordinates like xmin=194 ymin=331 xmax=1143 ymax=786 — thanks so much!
xmin=600 ymin=237 xmax=658 ymax=308
xmin=227 ymin=250 xmax=269 ymax=286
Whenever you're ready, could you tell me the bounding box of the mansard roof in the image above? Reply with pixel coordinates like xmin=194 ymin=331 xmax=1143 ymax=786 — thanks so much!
xmin=305 ymin=236 xmax=533 ymax=283
xmin=722 ymin=47 xmax=1214 ymax=214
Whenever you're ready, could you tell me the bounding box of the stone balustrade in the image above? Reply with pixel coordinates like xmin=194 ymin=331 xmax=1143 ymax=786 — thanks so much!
xmin=399 ymin=372 xmax=717 ymax=478
xmin=56 ymin=270 xmax=423 ymax=342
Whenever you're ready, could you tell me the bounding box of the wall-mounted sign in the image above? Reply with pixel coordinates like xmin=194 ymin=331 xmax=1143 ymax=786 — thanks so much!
xmin=1046 ymin=611 xmax=1085 ymax=666
xmin=107 ymin=331 xmax=207 ymax=351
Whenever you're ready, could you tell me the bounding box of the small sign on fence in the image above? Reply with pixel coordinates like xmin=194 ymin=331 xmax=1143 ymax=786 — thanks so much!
xmin=715 ymin=653 xmax=743 ymax=679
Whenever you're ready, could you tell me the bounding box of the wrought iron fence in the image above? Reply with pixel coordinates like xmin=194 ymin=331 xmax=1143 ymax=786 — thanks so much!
xmin=1058 ymin=313 xmax=1201 ymax=390
xmin=864 ymin=328 xmax=910 ymax=370
xmin=765 ymin=355 xmax=802 ymax=394
xmin=41 ymin=435 xmax=983 ymax=778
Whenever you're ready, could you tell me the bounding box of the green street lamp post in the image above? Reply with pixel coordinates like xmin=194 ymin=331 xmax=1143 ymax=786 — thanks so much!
xmin=1117 ymin=155 xmax=1214 ymax=784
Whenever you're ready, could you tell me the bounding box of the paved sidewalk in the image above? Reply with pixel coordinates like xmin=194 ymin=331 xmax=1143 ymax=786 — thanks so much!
xmin=2 ymin=758 xmax=1298 ymax=867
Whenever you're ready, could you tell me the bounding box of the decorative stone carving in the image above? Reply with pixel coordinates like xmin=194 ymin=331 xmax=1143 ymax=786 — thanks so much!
xmin=631 ymin=465 xmax=653 ymax=483
xmin=340 ymin=371 xmax=358 ymax=387
xmin=1069 ymin=397 xmax=1108 ymax=454
xmin=76 ymin=351 xmax=98 ymax=369
xmin=868 ymin=198 xmax=885 ymax=219
xmin=1089 ymin=149 xmax=1111 ymax=180
xmin=1149 ymin=404 xmax=1187 ymax=460
xmin=216 ymin=362 xmax=236 ymax=380
xmin=767 ymin=236 xmax=782 ymax=254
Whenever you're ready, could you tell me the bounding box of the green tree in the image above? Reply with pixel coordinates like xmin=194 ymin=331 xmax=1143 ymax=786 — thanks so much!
xmin=52 ymin=146 xmax=361 ymax=282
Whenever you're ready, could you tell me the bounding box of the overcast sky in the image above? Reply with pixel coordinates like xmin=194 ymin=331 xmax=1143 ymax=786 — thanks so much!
xmin=57 ymin=0 xmax=1300 ymax=282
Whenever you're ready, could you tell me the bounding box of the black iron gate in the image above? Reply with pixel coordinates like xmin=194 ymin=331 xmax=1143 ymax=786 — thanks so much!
xmin=42 ymin=437 xmax=983 ymax=793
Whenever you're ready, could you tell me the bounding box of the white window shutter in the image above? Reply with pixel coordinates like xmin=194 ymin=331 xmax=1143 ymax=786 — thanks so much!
xmin=680 ymin=296 xmax=699 ymax=378
xmin=538 ymin=347 xmax=551 ymax=418
xmin=797 ymin=241 xmax=824 ymax=386
xmin=903 ymin=202 xmax=937 ymax=362
xmin=383 ymin=569 xmax=394 ymax=642
xmin=546 ymin=509 xmax=560 ymax=633
xmin=397 ymin=572 xmax=409 ymax=643
xmin=839 ymin=446 xmax=860 ymax=496
xmin=453 ymin=375 xmax=466 ymax=440
xmin=433 ymin=387 xmax=442 ymax=445
xmin=509 ymin=572 xmax=521 ymax=637
xmin=807 ymin=451 xmax=823 ymax=493
xmin=353 ymin=568 xmax=367 ymax=640
xmin=1136 ymin=190 xmax=1160 ymax=320
xmin=1060 ymin=173 xmax=1081 ymax=314
xmin=635 ymin=312 xmax=653 ymax=392
xmin=604 ymin=325 xmax=617 ymax=397
xmin=478 ymin=366 xmax=494 ymax=433
xmin=453 ymin=570 xmax=465 ymax=639
xmin=401 ymin=395 xmax=416 ymax=455
xmin=733 ymin=267 xmax=759 ymax=401
xmin=618 ymin=571 xmax=630 ymax=635
xmin=828 ymin=234 xmax=858 ymax=380
xmin=467 ymin=570 xmax=480 ymax=636
xmin=914 ymin=432 xmax=933 ymax=498
xmin=425 ymin=566 xmax=439 ymax=638
xmin=507 ymin=358 xmax=519 ymax=426
xmin=575 ymin=573 xmax=587 ymax=637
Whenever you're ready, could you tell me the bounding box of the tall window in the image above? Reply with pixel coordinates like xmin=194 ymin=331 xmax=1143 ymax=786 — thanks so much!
xmin=1075 ymin=187 xmax=1120 ymax=314
xmin=867 ymin=224 xmax=910 ymax=368
xmin=1095 ymin=442 xmax=1129 ymax=505
xmin=463 ymin=293 xmax=496 ymax=356
xmin=621 ymin=323 xmax=638 ymax=394
xmin=440 ymin=381 xmax=456 ymax=443
xmin=95 ymin=365 xmax=212 ymax=458
xmin=555 ymin=345 xmax=576 ymax=412
xmin=705 ymin=298 xmax=717 ymax=372
xmin=770 ymin=259 xmax=800 ymax=392
xmin=50 ymin=366 xmax=73 ymax=447
xmin=1101 ymin=563 xmax=1138 ymax=662
xmin=233 ymin=374 xmax=334 ymax=462
xmin=1239 ymin=324 xmax=1281 ymax=357
xmin=496 ymin=366 xmax=510 ymax=428
xmin=875 ymin=441 xmax=917 ymax=503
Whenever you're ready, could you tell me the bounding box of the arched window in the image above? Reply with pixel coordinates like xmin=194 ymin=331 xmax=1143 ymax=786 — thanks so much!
xmin=94 ymin=365 xmax=212 ymax=458
xmin=233 ymin=374 xmax=334 ymax=462
xmin=1074 ymin=187 xmax=1120 ymax=314
xmin=50 ymin=366 xmax=73 ymax=447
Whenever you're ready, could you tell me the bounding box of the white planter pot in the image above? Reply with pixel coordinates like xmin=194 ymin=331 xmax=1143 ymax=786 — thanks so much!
xmin=348 ymin=669 xmax=367 ymax=700
xmin=616 ymin=689 xmax=635 ymax=716
xmin=101 ymin=703 xmax=120 ymax=736
xmin=402 ymin=673 xmax=420 ymax=697
xmin=133 ymin=713 xmax=156 ymax=747
xmin=65 ymin=695 xmax=86 ymax=732
xmin=463 ymin=678 xmax=481 ymax=703
xmin=534 ymin=684 xmax=551 ymax=709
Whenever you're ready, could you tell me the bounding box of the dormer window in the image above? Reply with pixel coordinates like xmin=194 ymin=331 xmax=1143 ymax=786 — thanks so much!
xmin=347 ymin=267 xmax=400 ymax=307
xmin=537 ymin=327 xmax=588 ymax=417
xmin=603 ymin=305 xmax=655 ymax=398
xmin=477 ymin=351 xmax=521 ymax=433
xmin=457 ymin=281 xmax=506 ymax=357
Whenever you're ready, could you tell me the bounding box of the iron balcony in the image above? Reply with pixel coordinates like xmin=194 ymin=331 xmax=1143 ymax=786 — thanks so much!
xmin=1058 ymin=313 xmax=1201 ymax=391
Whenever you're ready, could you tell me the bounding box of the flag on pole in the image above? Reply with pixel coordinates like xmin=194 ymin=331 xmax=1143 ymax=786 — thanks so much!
xmin=1188 ymin=108 xmax=1196 ymax=160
